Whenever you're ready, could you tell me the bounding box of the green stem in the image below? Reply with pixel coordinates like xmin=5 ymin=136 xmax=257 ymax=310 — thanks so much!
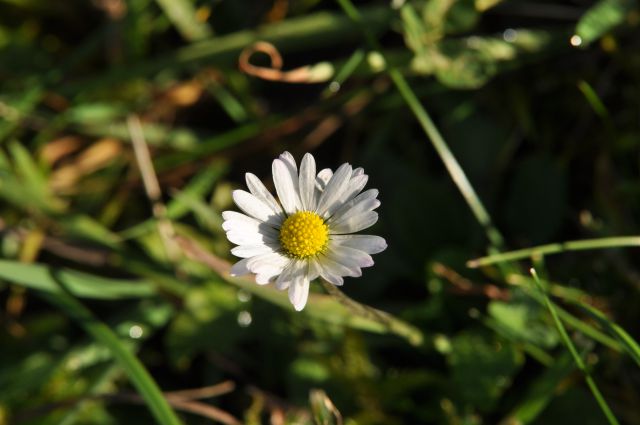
xmin=468 ymin=236 xmax=640 ymax=268
xmin=334 ymin=0 xmax=504 ymax=250
xmin=319 ymin=279 xmax=424 ymax=346
xmin=529 ymin=269 xmax=620 ymax=425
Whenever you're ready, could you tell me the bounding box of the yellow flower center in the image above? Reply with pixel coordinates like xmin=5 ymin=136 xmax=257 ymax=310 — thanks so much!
xmin=279 ymin=211 xmax=329 ymax=259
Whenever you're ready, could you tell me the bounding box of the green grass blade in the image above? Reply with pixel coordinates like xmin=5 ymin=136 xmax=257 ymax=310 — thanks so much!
xmin=40 ymin=289 xmax=183 ymax=425
xmin=154 ymin=0 xmax=212 ymax=41
xmin=529 ymin=269 xmax=620 ymax=425
xmin=467 ymin=236 xmax=640 ymax=267
xmin=0 ymin=260 xmax=156 ymax=299
xmin=575 ymin=302 xmax=640 ymax=367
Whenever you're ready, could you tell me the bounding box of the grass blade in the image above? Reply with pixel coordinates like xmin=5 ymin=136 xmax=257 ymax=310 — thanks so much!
xmin=575 ymin=302 xmax=640 ymax=367
xmin=529 ymin=268 xmax=620 ymax=425
xmin=0 ymin=260 xmax=155 ymax=299
xmin=467 ymin=236 xmax=640 ymax=267
xmin=154 ymin=0 xmax=212 ymax=41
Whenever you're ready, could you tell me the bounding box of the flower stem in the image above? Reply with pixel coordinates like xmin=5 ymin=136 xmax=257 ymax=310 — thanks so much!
xmin=319 ymin=279 xmax=424 ymax=346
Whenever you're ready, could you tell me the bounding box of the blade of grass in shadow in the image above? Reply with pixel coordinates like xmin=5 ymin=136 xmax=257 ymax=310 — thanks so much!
xmin=467 ymin=236 xmax=640 ymax=268
xmin=529 ymin=268 xmax=620 ymax=425
xmin=574 ymin=302 xmax=640 ymax=367
xmin=40 ymin=275 xmax=183 ymax=425
xmin=334 ymin=0 xmax=505 ymax=252
xmin=500 ymin=352 xmax=575 ymax=424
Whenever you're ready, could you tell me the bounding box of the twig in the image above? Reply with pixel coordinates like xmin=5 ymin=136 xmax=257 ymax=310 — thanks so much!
xmin=15 ymin=383 xmax=239 ymax=425
xmin=127 ymin=114 xmax=179 ymax=261
xmin=432 ymin=262 xmax=510 ymax=300
xmin=239 ymin=41 xmax=332 ymax=84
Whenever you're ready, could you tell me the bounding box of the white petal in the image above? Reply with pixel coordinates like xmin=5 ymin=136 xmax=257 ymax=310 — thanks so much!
xmin=340 ymin=173 xmax=368 ymax=204
xmin=328 ymin=189 xmax=379 ymax=224
xmin=247 ymin=252 xmax=290 ymax=273
xmin=226 ymin=230 xmax=278 ymax=246
xmin=272 ymin=159 xmax=301 ymax=215
xmin=279 ymin=151 xmax=298 ymax=174
xmin=298 ymin=153 xmax=316 ymax=211
xmin=316 ymin=168 xmax=333 ymax=191
xmin=330 ymin=211 xmax=378 ymax=234
xmin=327 ymin=244 xmax=374 ymax=269
xmin=231 ymin=244 xmax=277 ymax=258
xmin=275 ymin=260 xmax=302 ymax=290
xmin=222 ymin=211 xmax=280 ymax=237
xmin=245 ymin=173 xmax=284 ymax=216
xmin=230 ymin=258 xmax=251 ymax=276
xmin=330 ymin=235 xmax=387 ymax=254
xmin=352 ymin=167 xmax=365 ymax=177
xmin=248 ymin=253 xmax=290 ymax=285
xmin=308 ymin=258 xmax=322 ymax=282
xmin=288 ymin=268 xmax=310 ymax=311
xmin=316 ymin=163 xmax=352 ymax=218
xmin=316 ymin=255 xmax=356 ymax=285
xmin=232 ymin=190 xmax=282 ymax=227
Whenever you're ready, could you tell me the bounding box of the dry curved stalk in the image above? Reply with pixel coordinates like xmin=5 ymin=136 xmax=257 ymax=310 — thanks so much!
xmin=239 ymin=41 xmax=333 ymax=83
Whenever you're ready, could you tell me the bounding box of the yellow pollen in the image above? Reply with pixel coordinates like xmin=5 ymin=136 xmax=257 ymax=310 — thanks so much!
xmin=279 ymin=211 xmax=329 ymax=259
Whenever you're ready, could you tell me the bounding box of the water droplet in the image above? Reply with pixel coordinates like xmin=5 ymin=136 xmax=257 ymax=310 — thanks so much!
xmin=570 ymin=35 xmax=583 ymax=47
xmin=237 ymin=311 xmax=252 ymax=327
xmin=503 ymin=28 xmax=518 ymax=42
xmin=129 ymin=325 xmax=144 ymax=339
xmin=237 ymin=290 xmax=251 ymax=303
xmin=328 ymin=81 xmax=341 ymax=93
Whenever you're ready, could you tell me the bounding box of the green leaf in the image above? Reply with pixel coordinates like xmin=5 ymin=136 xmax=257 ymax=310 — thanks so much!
xmin=448 ymin=332 xmax=523 ymax=411
xmin=488 ymin=295 xmax=559 ymax=348
xmin=576 ymin=0 xmax=635 ymax=45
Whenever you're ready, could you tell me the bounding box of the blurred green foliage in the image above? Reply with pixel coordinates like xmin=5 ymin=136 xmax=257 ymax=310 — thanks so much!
xmin=1 ymin=0 xmax=640 ymax=424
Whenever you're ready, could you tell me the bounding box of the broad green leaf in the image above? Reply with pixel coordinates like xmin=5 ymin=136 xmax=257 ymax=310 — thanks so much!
xmin=448 ymin=332 xmax=523 ymax=411
xmin=488 ymin=295 xmax=559 ymax=348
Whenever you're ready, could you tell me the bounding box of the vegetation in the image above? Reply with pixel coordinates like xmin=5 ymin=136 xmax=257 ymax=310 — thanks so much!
xmin=0 ymin=0 xmax=639 ymax=424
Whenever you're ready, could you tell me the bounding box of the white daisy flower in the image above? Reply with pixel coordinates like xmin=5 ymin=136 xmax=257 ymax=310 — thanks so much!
xmin=222 ymin=151 xmax=387 ymax=311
